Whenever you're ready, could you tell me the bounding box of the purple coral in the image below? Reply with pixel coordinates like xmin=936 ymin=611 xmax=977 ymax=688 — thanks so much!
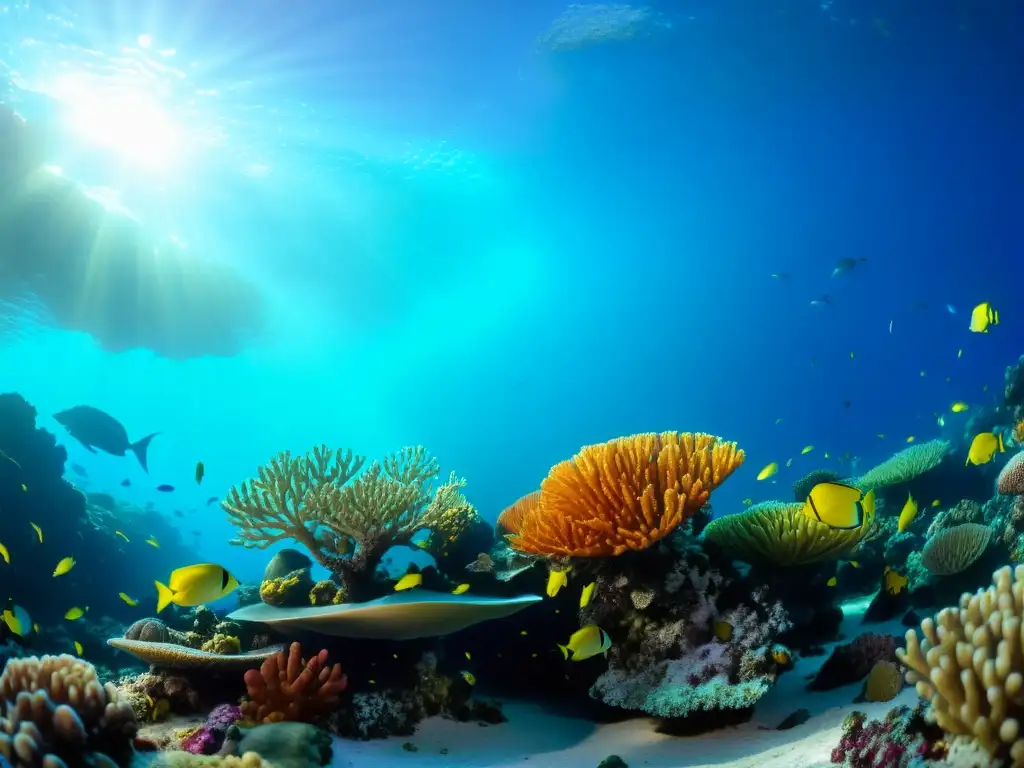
xmin=830 ymin=706 xmax=944 ymax=768
xmin=181 ymin=704 xmax=241 ymax=754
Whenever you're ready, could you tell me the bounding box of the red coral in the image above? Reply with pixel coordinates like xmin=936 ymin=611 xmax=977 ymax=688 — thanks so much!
xmin=241 ymin=641 xmax=347 ymax=723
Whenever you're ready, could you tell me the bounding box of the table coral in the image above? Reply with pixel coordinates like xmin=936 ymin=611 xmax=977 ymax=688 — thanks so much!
xmin=241 ymin=642 xmax=346 ymax=724
xmin=0 ymin=654 xmax=138 ymax=768
xmin=508 ymin=432 xmax=744 ymax=558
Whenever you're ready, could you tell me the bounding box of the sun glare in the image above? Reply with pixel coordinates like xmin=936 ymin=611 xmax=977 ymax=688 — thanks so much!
xmin=51 ymin=74 xmax=182 ymax=170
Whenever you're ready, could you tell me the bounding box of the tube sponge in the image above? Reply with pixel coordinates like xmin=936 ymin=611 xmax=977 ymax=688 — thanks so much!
xmin=897 ymin=565 xmax=1024 ymax=765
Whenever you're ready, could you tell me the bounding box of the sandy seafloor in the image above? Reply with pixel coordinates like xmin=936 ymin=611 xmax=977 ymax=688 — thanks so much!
xmin=331 ymin=596 xmax=920 ymax=768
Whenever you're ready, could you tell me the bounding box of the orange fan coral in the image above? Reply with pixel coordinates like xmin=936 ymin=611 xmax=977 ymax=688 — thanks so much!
xmin=496 ymin=491 xmax=540 ymax=536
xmin=240 ymin=642 xmax=347 ymax=724
xmin=508 ymin=432 xmax=744 ymax=558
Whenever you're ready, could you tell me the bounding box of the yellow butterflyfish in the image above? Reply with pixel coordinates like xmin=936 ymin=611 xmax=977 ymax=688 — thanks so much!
xmin=966 ymin=432 xmax=1004 ymax=466
xmin=119 ymin=592 xmax=139 ymax=607
xmin=451 ymin=583 xmax=470 ymax=595
xmin=951 ymin=401 xmax=969 ymax=413
xmin=969 ymin=302 xmax=999 ymax=333
xmin=393 ymin=573 xmax=423 ymax=592
xmin=155 ymin=564 xmax=240 ymax=612
xmin=73 ymin=641 xmax=83 ymax=655
xmin=145 ymin=536 xmax=160 ymax=548
xmin=803 ymin=482 xmax=872 ymax=530
xmin=557 ymin=625 xmax=611 ymax=662
xmin=64 ymin=606 xmax=87 ymax=621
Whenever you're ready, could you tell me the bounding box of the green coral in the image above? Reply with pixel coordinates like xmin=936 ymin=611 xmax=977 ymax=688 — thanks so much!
xmin=200 ymin=633 xmax=241 ymax=655
xmin=224 ymin=445 xmax=469 ymax=592
xmin=854 ymin=439 xmax=950 ymax=489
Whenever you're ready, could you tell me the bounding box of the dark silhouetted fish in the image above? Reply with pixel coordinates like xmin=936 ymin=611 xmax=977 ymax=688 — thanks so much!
xmin=70 ymin=463 xmax=88 ymax=477
xmin=120 ymin=478 xmax=131 ymax=487
xmin=173 ymin=510 xmax=184 ymax=517
xmin=53 ymin=407 xmax=158 ymax=473
xmin=156 ymin=484 xmax=174 ymax=493
xmin=205 ymin=496 xmax=218 ymax=506
xmin=195 ymin=461 xmax=204 ymax=484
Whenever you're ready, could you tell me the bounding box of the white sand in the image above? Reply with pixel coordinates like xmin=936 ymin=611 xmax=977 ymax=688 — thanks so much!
xmin=332 ymin=597 xmax=920 ymax=768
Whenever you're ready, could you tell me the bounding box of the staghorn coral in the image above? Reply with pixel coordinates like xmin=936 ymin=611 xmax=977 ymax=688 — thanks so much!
xmin=495 ymin=492 xmax=539 ymax=536
xmin=861 ymin=661 xmax=903 ymax=703
xmin=241 ymin=642 xmax=346 ymax=724
xmin=898 ymin=565 xmax=1024 ymax=764
xmin=0 ymin=654 xmax=138 ymax=768
xmin=853 ymin=439 xmax=950 ymax=490
xmin=703 ymin=501 xmax=869 ymax=566
xmin=919 ymin=523 xmax=991 ymax=576
xmin=508 ymin=432 xmax=743 ymax=558
xmin=999 ymin=452 xmax=1024 ymax=496
xmin=792 ymin=469 xmax=842 ymax=503
xmin=225 ymin=445 xmax=470 ymax=591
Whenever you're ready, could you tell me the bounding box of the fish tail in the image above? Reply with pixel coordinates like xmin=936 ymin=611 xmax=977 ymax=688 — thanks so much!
xmin=557 ymin=644 xmax=570 ymax=660
xmin=130 ymin=433 xmax=160 ymax=473
xmin=154 ymin=581 xmax=175 ymax=613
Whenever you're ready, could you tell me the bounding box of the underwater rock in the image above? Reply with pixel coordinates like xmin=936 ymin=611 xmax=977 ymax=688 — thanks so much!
xmin=901 ymin=609 xmax=921 ymax=627
xmin=259 ymin=571 xmax=314 ymax=608
xmin=107 ymin=639 xmax=284 ymax=669
xmin=863 ymin=580 xmax=910 ymax=623
xmin=1006 ymin=355 xmax=1024 ymax=413
xmin=882 ymin=531 xmax=922 ymax=567
xmin=228 ymin=591 xmax=542 ymax=640
xmin=808 ymin=633 xmax=898 ymax=690
xmin=597 ymin=757 xmax=629 ymax=768
xmin=774 ymin=708 xmax=811 ymax=730
xmin=264 ymin=550 xmax=313 ymax=582
xmin=236 ymin=722 xmax=332 ymax=768
xmin=125 ymin=618 xmax=186 ymax=645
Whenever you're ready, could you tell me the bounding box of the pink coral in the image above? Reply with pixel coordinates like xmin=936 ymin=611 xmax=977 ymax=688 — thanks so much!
xmin=241 ymin=641 xmax=347 ymax=724
xmin=998 ymin=451 xmax=1024 ymax=495
xmin=830 ymin=706 xmax=944 ymax=768
xmin=180 ymin=703 xmax=241 ymax=754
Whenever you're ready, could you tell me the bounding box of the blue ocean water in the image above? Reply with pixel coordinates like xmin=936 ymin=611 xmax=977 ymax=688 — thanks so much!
xmin=0 ymin=0 xmax=1021 ymax=608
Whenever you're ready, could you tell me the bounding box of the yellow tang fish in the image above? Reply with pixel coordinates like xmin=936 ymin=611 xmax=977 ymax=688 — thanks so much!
xmin=53 ymin=557 xmax=75 ymax=577
xmin=155 ymin=563 xmax=240 ymax=612
xmin=966 ymin=432 xmax=1004 ymax=466
xmin=801 ymin=445 xmax=814 ymax=455
xmin=713 ymin=620 xmax=733 ymax=642
xmin=803 ymin=482 xmax=874 ymax=530
xmin=64 ymin=606 xmax=87 ymax=621
xmin=557 ymin=625 xmax=612 ymax=662
xmin=931 ymin=499 xmax=940 ymax=508
xmin=145 ymin=537 xmax=160 ymax=548
xmin=897 ymin=494 xmax=918 ymax=533
xmin=849 ymin=561 xmax=860 ymax=568
xmin=0 ymin=542 xmax=9 ymax=564
xmin=969 ymin=302 xmax=999 ymax=333
xmin=393 ymin=573 xmax=422 ymax=593
xmin=29 ymin=522 xmax=42 ymax=543
xmin=757 ymin=462 xmax=778 ymax=481
xmin=884 ymin=566 xmax=908 ymax=595
xmin=119 ymin=592 xmax=139 ymax=607
xmin=951 ymin=401 xmax=969 ymax=413
xmin=827 ymin=576 xmax=838 ymax=587
xmin=546 ymin=568 xmax=569 ymax=598
xmin=461 ymin=671 xmax=476 ymax=686
xmin=451 ymin=583 xmax=470 ymax=595
xmin=115 ymin=531 xmax=130 ymax=543
xmin=73 ymin=641 xmax=83 ymax=656
xmin=579 ymin=581 xmax=596 ymax=609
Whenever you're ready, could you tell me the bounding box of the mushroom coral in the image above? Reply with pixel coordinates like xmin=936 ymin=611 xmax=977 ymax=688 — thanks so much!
xmin=507 ymin=432 xmax=744 ymax=558
xmin=702 ymin=500 xmax=870 ymax=566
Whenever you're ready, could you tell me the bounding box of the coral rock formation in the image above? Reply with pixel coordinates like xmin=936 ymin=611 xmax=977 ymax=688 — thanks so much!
xmin=241 ymin=642 xmax=347 ymax=724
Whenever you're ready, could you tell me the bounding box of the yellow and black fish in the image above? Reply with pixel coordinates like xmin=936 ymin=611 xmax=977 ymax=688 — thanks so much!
xmin=803 ymin=482 xmax=874 ymax=530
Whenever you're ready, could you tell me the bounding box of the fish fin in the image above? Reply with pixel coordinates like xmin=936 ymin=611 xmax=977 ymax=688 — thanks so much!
xmin=154 ymin=581 xmax=175 ymax=613
xmin=130 ymin=433 xmax=160 ymax=473
xmin=78 ymin=441 xmax=97 ymax=454
xmin=557 ymin=644 xmax=569 ymax=660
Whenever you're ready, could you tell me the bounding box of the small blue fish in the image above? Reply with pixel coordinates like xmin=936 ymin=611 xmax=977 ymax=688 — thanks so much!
xmin=156 ymin=484 xmax=174 ymax=493
xmin=946 ymin=304 xmax=956 ymax=314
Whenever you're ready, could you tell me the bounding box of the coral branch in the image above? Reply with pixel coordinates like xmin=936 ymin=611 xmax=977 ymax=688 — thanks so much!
xmin=240 ymin=642 xmax=347 ymax=724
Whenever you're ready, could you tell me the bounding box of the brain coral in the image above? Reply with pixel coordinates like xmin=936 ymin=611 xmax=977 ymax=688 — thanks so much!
xmin=920 ymin=523 xmax=991 ymax=576
xmin=898 ymin=565 xmax=1024 ymax=764
xmin=998 ymin=452 xmax=1024 ymax=496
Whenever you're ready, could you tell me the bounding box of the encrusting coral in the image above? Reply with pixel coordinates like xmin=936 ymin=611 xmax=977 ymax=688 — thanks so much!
xmin=224 ymin=445 xmax=472 ymax=594
xmin=898 ymin=564 xmax=1024 ymax=765
xmin=240 ymin=642 xmax=347 ymax=724
xmin=703 ymin=501 xmax=869 ymax=566
xmin=0 ymin=654 xmax=138 ymax=768
xmin=508 ymin=432 xmax=744 ymax=558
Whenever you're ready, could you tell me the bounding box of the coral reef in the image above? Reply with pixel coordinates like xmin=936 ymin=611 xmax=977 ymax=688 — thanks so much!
xmin=180 ymin=704 xmax=240 ymax=755
xmin=919 ymin=523 xmax=992 ymax=575
xmin=926 ymin=499 xmax=984 ymax=537
xmin=0 ymin=654 xmax=137 ymax=768
xmin=241 ymin=642 xmax=346 ymax=724
xmin=508 ymin=432 xmax=743 ymax=557
xmin=854 ymin=440 xmax=950 ymax=489
xmin=829 ymin=706 xmax=944 ymax=767
xmin=999 ymin=452 xmax=1024 ymax=496
xmin=898 ymin=564 xmax=1024 ymax=764
xmin=117 ymin=672 xmax=201 ymax=719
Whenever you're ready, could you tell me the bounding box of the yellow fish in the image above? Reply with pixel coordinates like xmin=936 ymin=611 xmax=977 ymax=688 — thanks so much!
xmin=115 ymin=531 xmax=130 ymax=543
xmin=32 ymin=622 xmax=39 ymax=634
xmin=145 ymin=536 xmax=160 ymax=548
xmin=827 ymin=576 xmax=838 ymax=587
xmin=64 ymin=606 xmax=87 ymax=621
xmin=850 ymin=561 xmax=860 ymax=568
xmin=771 ymin=646 xmax=791 ymax=665
xmin=29 ymin=522 xmax=42 ymax=543
xmin=546 ymin=568 xmax=569 ymax=598
xmin=951 ymin=401 xmax=969 ymax=413
xmin=393 ymin=573 xmax=423 ymax=592
xmin=884 ymin=566 xmax=908 ymax=596
xmin=73 ymin=641 xmax=83 ymax=656
xmin=897 ymin=494 xmax=918 ymax=533
xmin=969 ymin=302 xmax=999 ymax=333
xmin=757 ymin=462 xmax=778 ymax=481
xmin=558 ymin=625 xmax=612 ymax=662
xmin=461 ymin=670 xmax=476 ymax=685
xmin=53 ymin=557 xmax=75 ymax=577
xmin=148 ymin=697 xmax=171 ymax=722
xmin=0 ymin=543 xmax=8 ymax=565
xmin=2 ymin=605 xmax=30 ymax=637
xmin=803 ymin=482 xmax=873 ymax=530
xmin=155 ymin=563 xmax=240 ymax=612
xmin=451 ymin=583 xmax=470 ymax=595
xmin=119 ymin=592 xmax=139 ymax=607
xmin=966 ymin=432 xmax=1004 ymax=466
xmin=20 ymin=484 xmax=26 ymax=492
xmin=580 ymin=581 xmax=596 ymax=609
xmin=906 ymin=436 xmax=915 ymax=443
xmin=713 ymin=620 xmax=733 ymax=642
xmin=801 ymin=445 xmax=814 ymax=455
xmin=931 ymin=499 xmax=940 ymax=508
